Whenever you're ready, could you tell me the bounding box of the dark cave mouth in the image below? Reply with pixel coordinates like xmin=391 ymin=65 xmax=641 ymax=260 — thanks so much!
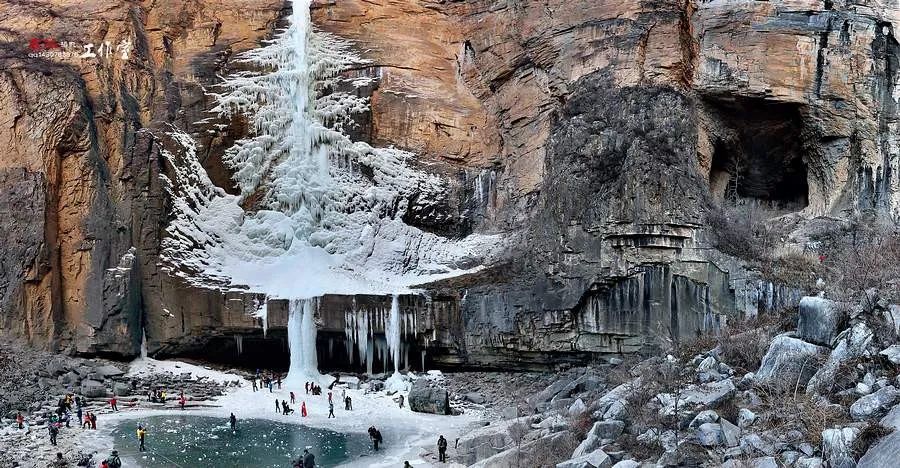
xmin=706 ymin=97 xmax=810 ymax=211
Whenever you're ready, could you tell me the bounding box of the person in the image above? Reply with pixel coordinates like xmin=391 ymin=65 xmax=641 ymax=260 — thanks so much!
xmin=345 ymin=395 xmax=352 ymax=411
xmin=16 ymin=412 xmax=23 ymax=429
xmin=327 ymin=401 xmax=335 ymax=418
xmin=302 ymin=448 xmax=315 ymax=468
xmin=398 ymin=394 xmax=404 ymax=409
xmin=100 ymin=460 xmax=109 ymax=468
xmin=230 ymin=413 xmax=237 ymax=431
xmin=137 ymin=424 xmax=146 ymax=451
xmin=107 ymin=450 xmax=122 ymax=468
xmin=277 ymin=375 xmax=282 ymax=389
xmin=252 ymin=377 xmax=258 ymax=392
xmin=305 ymin=382 xmax=309 ymax=394
xmin=368 ymin=426 xmax=382 ymax=451
xmin=52 ymin=452 xmax=67 ymax=467
xmin=48 ymin=423 xmax=59 ymax=446
xmin=269 ymin=380 xmax=274 ymax=393
xmin=109 ymin=396 xmax=118 ymax=412
xmin=82 ymin=412 xmax=91 ymax=429
xmin=404 ymin=462 xmax=413 ymax=468
xmin=76 ymin=404 xmax=82 ymax=427
xmin=276 ymin=398 xmax=282 ymax=414
xmin=290 ymin=391 xmax=295 ymax=404
xmin=438 ymin=435 xmax=448 ymax=463
xmin=161 ymin=390 xmax=167 ymax=402
xmin=327 ymin=391 xmax=332 ymax=403
xmin=90 ymin=412 xmax=97 ymax=430
xmin=283 ymin=403 xmax=294 ymax=415
xmin=301 ymin=401 xmax=307 ymax=417
xmin=179 ymin=393 xmax=186 ymax=410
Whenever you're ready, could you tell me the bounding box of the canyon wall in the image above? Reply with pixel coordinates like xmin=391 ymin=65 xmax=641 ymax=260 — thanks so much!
xmin=0 ymin=0 xmax=898 ymax=368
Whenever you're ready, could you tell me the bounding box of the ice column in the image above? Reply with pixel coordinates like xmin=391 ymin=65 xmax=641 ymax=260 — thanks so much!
xmin=386 ymin=294 xmax=401 ymax=374
xmin=286 ymin=298 xmax=319 ymax=384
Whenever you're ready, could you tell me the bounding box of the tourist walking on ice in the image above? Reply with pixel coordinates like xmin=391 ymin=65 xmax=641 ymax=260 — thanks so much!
xmin=90 ymin=412 xmax=97 ymax=429
xmin=230 ymin=412 xmax=237 ymax=431
xmin=48 ymin=423 xmax=58 ymax=446
xmin=345 ymin=395 xmax=352 ymax=410
xmin=327 ymin=391 xmax=332 ymax=403
xmin=290 ymin=391 xmax=296 ymax=404
xmin=252 ymin=377 xmax=257 ymax=392
xmin=137 ymin=424 xmax=146 ymax=451
xmin=369 ymin=426 xmax=382 ymax=451
xmin=109 ymin=396 xmax=118 ymax=411
xmin=276 ymin=398 xmax=282 ymax=414
xmin=107 ymin=450 xmax=122 ymax=468
xmin=438 ymin=435 xmax=448 ymax=462
xmin=305 ymin=382 xmax=309 ymax=394
xmin=398 ymin=394 xmax=404 ymax=409
xmin=16 ymin=412 xmax=23 ymax=429
xmin=328 ymin=401 xmax=335 ymax=418
xmin=301 ymin=401 xmax=307 ymax=417
xmin=302 ymin=448 xmax=315 ymax=468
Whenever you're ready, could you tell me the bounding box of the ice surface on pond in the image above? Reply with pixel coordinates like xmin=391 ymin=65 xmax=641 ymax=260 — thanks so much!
xmin=159 ymin=0 xmax=500 ymax=301
xmin=111 ymin=416 xmax=371 ymax=467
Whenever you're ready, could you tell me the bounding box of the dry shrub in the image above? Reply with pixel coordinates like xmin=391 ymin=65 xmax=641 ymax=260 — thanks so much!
xmin=812 ymin=221 xmax=900 ymax=303
xmin=567 ymin=411 xmax=594 ymax=440
xmin=706 ymin=202 xmax=777 ymax=262
xmin=852 ymin=422 xmax=893 ymax=458
xmin=753 ymin=389 xmax=847 ymax=447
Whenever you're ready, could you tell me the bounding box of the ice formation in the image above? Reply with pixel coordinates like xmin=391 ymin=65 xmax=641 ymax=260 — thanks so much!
xmin=160 ymin=0 xmax=499 ymax=300
xmin=286 ymin=298 xmax=319 ymax=384
xmin=386 ymin=295 xmax=401 ymax=375
xmin=158 ymin=0 xmax=501 ymax=378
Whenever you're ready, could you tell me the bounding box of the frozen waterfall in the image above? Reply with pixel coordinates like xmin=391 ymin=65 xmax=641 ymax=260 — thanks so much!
xmin=286 ymin=298 xmax=319 ymax=384
xmin=386 ymin=295 xmax=401 ymax=374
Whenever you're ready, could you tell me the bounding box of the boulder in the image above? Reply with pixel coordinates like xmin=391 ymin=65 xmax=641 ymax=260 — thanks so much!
xmin=822 ymin=427 xmax=859 ymax=468
xmin=408 ymin=378 xmax=450 ymax=415
xmin=47 ymin=360 xmax=67 ymax=376
xmin=720 ymin=418 xmax=741 ymax=447
xmin=568 ymin=398 xmax=587 ymax=416
xmin=80 ymin=380 xmax=107 ymax=398
xmin=529 ymin=378 xmax=575 ymax=406
xmin=457 ymin=421 xmax=515 ymax=465
xmin=696 ymin=423 xmax=723 ymax=446
xmin=556 ymin=449 xmax=612 ymax=468
xmin=591 ymin=377 xmax=641 ymax=420
xmin=113 ymin=382 xmax=131 ymax=396
xmin=501 ymin=406 xmax=520 ymax=419
xmin=657 ymin=379 xmax=735 ymax=417
xmin=756 ymin=334 xmax=826 ymax=387
xmin=689 ymin=409 xmax=719 ymax=428
xmin=471 ymin=431 xmax=573 ymax=468
xmin=880 ymin=345 xmax=900 ymax=365
xmin=796 ymin=457 xmax=825 ymax=468
xmin=850 ymin=386 xmax=900 ymax=420
xmin=465 ymin=392 xmax=486 ymax=404
xmin=74 ymin=366 xmax=94 ymax=377
xmin=573 ymin=420 xmax=625 ymax=457
xmin=798 ymin=296 xmax=843 ymax=346
xmin=741 ymin=433 xmax=775 ymax=456
xmin=879 ymin=404 xmax=900 ymax=430
xmin=858 ymin=431 xmax=900 ymax=468
xmin=611 ymin=461 xmax=639 ymax=468
xmin=738 ymin=408 xmax=757 ymax=428
xmin=808 ymin=323 xmax=874 ymax=395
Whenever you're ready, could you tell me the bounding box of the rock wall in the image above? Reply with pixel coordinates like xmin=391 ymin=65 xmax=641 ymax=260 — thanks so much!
xmin=1 ymin=0 xmax=899 ymax=368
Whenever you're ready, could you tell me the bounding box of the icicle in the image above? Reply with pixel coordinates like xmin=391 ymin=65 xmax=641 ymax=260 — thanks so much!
xmin=421 ymin=349 xmax=426 ymax=372
xmin=140 ymin=329 xmax=148 ymax=359
xmin=235 ymin=335 xmax=244 ymax=355
xmin=386 ymin=294 xmax=401 ymax=374
xmin=286 ymin=298 xmax=319 ymax=385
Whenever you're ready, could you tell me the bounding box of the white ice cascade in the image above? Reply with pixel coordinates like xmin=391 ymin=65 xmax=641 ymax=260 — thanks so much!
xmin=287 ymin=298 xmax=319 ymax=383
xmin=386 ymin=295 xmax=401 ymax=374
xmin=160 ymin=0 xmax=499 ymax=300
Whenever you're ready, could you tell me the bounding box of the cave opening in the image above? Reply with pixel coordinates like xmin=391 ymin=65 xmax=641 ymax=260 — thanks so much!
xmin=705 ymin=97 xmax=809 ymax=211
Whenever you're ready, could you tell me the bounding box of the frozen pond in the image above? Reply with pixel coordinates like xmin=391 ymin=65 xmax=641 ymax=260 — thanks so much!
xmin=110 ymin=415 xmax=372 ymax=467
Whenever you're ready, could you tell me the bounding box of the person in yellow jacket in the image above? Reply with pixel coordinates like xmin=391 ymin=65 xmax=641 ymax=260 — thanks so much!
xmin=137 ymin=424 xmax=147 ymax=451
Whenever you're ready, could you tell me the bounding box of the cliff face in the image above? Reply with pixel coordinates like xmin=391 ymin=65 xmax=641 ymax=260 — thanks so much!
xmin=0 ymin=0 xmax=898 ymax=367
xmin=0 ymin=0 xmax=283 ymax=355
